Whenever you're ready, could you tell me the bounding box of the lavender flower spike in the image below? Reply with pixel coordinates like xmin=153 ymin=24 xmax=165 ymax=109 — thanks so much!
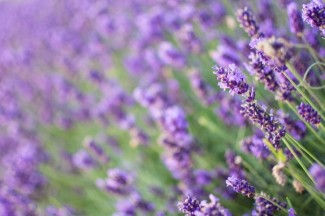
xmin=236 ymin=7 xmax=260 ymax=37
xmin=213 ymin=64 xmax=249 ymax=95
xmin=287 ymin=2 xmax=304 ymax=36
xmin=225 ymin=176 xmax=255 ymax=198
xmin=177 ymin=195 xmax=201 ymax=216
xmin=302 ymin=0 xmax=325 ymax=37
xmin=297 ymin=102 xmax=321 ymax=126
xmin=309 ymin=163 xmax=325 ymax=193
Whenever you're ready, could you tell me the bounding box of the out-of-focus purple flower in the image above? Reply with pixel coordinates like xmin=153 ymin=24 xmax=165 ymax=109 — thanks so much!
xmin=225 ymin=176 xmax=255 ymax=198
xmin=287 ymin=2 xmax=304 ymax=36
xmin=278 ymin=111 xmax=307 ymax=141
xmin=213 ymin=64 xmax=249 ymax=96
xmin=158 ymin=42 xmax=186 ymax=68
xmin=241 ymin=130 xmax=270 ymax=159
xmin=177 ymin=24 xmax=202 ymax=54
xmin=297 ymin=102 xmax=321 ymax=126
xmin=302 ymin=0 xmax=325 ymax=37
xmin=46 ymin=206 xmax=76 ymax=216
xmin=189 ymin=69 xmax=217 ymax=106
xmin=309 ymin=163 xmax=325 ymax=193
xmin=225 ymin=151 xmax=246 ymax=180
xmin=97 ymin=168 xmax=134 ymax=196
xmin=236 ymin=7 xmax=260 ymax=37
xmin=210 ymin=45 xmax=241 ymax=68
xmin=252 ymin=193 xmax=287 ymax=216
xmin=197 ymin=194 xmax=232 ymax=216
xmin=194 ymin=170 xmax=213 ymax=186
xmin=258 ymin=0 xmax=275 ymax=23
xmin=177 ymin=195 xmax=201 ymax=216
xmin=72 ymin=149 xmax=96 ymax=171
xmin=216 ymin=95 xmax=248 ymax=127
xmin=275 ymin=72 xmax=294 ymax=101
xmin=83 ymin=137 xmax=109 ymax=163
xmin=288 ymin=208 xmax=296 ymax=216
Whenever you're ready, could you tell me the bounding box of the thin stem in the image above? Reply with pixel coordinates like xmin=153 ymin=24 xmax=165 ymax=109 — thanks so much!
xmin=283 ymin=65 xmax=325 ymax=120
xmin=282 ymin=137 xmax=315 ymax=184
xmin=286 ymin=63 xmax=325 ymax=114
xmin=300 ymin=62 xmax=325 ymax=85
xmin=286 ymin=134 xmax=325 ymax=168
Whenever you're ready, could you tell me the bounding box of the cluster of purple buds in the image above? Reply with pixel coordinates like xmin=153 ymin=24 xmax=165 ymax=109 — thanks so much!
xmin=241 ymin=90 xmax=286 ymax=149
xmin=254 ymin=37 xmax=293 ymax=68
xmin=297 ymin=102 xmax=321 ymax=126
xmin=246 ymin=51 xmax=278 ymax=92
xmin=178 ymin=194 xmax=232 ymax=216
xmin=213 ymin=64 xmax=249 ymax=96
xmin=236 ymin=7 xmax=260 ymax=38
xmin=309 ymin=163 xmax=325 ymax=193
xmin=96 ymin=168 xmax=134 ymax=196
xmin=302 ymin=0 xmax=325 ymax=37
xmin=214 ymin=65 xmax=286 ymax=149
xmin=252 ymin=193 xmax=287 ymax=216
xmin=225 ymin=176 xmax=256 ymax=198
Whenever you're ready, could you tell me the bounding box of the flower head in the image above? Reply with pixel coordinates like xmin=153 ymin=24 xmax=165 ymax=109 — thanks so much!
xmin=225 ymin=176 xmax=255 ymax=198
xmin=236 ymin=7 xmax=260 ymax=37
xmin=302 ymin=0 xmax=325 ymax=36
xmin=213 ymin=64 xmax=249 ymax=95
xmin=297 ymin=102 xmax=321 ymax=126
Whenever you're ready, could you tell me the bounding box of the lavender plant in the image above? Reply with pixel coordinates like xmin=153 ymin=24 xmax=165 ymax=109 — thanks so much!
xmin=0 ymin=0 xmax=325 ymax=215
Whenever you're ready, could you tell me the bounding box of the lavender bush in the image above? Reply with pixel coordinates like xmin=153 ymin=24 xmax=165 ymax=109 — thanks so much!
xmin=1 ymin=0 xmax=325 ymax=215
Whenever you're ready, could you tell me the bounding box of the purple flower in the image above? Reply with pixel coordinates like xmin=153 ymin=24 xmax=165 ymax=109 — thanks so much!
xmin=158 ymin=42 xmax=186 ymax=68
xmin=252 ymin=193 xmax=287 ymax=216
xmin=287 ymin=2 xmax=304 ymax=36
xmin=241 ymin=93 xmax=286 ymax=149
xmin=288 ymin=208 xmax=296 ymax=216
xmin=302 ymin=0 xmax=325 ymax=36
xmin=177 ymin=195 xmax=201 ymax=216
xmin=246 ymin=51 xmax=278 ymax=92
xmin=198 ymin=194 xmax=232 ymax=216
xmin=278 ymin=111 xmax=307 ymax=141
xmin=96 ymin=168 xmax=134 ymax=196
xmin=72 ymin=149 xmax=96 ymax=171
xmin=309 ymin=164 xmax=325 ymax=193
xmin=236 ymin=7 xmax=260 ymax=37
xmin=225 ymin=176 xmax=255 ymax=198
xmin=297 ymin=102 xmax=321 ymax=125
xmin=213 ymin=64 xmax=249 ymax=96
xmin=241 ymin=130 xmax=270 ymax=159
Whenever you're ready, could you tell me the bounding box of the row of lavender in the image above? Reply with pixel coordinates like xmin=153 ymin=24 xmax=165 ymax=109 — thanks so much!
xmin=0 ymin=0 xmax=325 ymax=215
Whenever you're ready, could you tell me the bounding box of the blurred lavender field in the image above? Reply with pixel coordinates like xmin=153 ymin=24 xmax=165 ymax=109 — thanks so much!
xmin=1 ymin=0 xmax=325 ymax=215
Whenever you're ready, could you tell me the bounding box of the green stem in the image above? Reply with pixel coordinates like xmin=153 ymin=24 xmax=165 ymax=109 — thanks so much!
xmin=286 ymin=63 xmax=325 ymax=117
xmin=282 ymin=137 xmax=315 ymax=184
xmin=286 ymin=134 xmax=325 ymax=168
